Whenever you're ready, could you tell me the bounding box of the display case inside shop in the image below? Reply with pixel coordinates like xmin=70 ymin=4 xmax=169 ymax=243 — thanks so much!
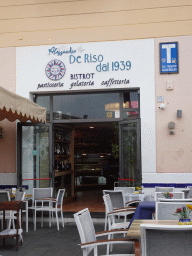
xmin=74 ymin=128 xmax=114 ymax=190
xmin=54 ymin=125 xmax=74 ymax=198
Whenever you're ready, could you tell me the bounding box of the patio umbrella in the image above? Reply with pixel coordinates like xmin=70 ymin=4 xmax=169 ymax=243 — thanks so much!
xmin=0 ymin=86 xmax=46 ymax=123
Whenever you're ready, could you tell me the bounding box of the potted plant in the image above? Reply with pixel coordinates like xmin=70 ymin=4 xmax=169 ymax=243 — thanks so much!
xmin=163 ymin=191 xmax=173 ymax=198
xmin=173 ymin=204 xmax=192 ymax=223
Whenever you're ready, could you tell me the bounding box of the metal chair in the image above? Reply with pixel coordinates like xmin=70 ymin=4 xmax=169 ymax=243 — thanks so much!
xmin=103 ymin=194 xmax=135 ymax=231
xmin=103 ymin=190 xmax=139 ymax=209
xmin=32 ymin=189 xmax=65 ymax=230
xmin=103 ymin=190 xmax=138 ymax=230
xmin=154 ymin=187 xmax=175 ymax=192
xmin=74 ymin=208 xmax=139 ymax=256
xmin=0 ymin=190 xmax=10 ymax=202
xmin=154 ymin=192 xmax=184 ymax=201
xmin=158 ymin=198 xmax=192 ymax=202
xmin=0 ymin=191 xmax=11 ymax=228
xmin=187 ymin=186 xmax=192 ymax=198
xmin=114 ymin=187 xmax=135 ymax=194
xmin=156 ymin=202 xmax=192 ymax=220
xmin=141 ymin=224 xmax=192 ymax=256
xmin=29 ymin=187 xmax=53 ymax=230
xmin=9 ymin=191 xmax=25 ymax=229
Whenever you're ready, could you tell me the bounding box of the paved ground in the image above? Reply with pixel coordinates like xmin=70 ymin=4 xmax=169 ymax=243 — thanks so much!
xmin=0 ymin=218 xmax=134 ymax=256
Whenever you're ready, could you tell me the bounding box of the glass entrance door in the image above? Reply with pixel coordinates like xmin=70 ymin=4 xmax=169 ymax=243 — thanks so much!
xmin=119 ymin=120 xmax=141 ymax=187
xmin=18 ymin=124 xmax=52 ymax=195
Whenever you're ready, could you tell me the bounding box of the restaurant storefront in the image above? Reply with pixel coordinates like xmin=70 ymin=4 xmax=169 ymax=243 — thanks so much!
xmin=16 ymin=39 xmax=155 ymax=198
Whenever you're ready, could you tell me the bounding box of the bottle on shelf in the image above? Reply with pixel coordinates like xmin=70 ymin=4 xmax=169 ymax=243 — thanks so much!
xmin=66 ymin=160 xmax=71 ymax=170
xmin=61 ymin=145 xmax=65 ymax=155
xmin=55 ymin=161 xmax=60 ymax=172
xmin=62 ymin=161 xmax=66 ymax=171
xmin=56 ymin=144 xmax=61 ymax=155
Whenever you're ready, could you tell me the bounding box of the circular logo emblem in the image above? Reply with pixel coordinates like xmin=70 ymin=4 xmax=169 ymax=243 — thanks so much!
xmin=45 ymin=59 xmax=66 ymax=80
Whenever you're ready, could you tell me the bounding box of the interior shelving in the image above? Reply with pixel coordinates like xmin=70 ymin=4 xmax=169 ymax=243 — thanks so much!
xmin=54 ymin=125 xmax=74 ymax=198
xmin=74 ymin=127 xmax=114 ymax=190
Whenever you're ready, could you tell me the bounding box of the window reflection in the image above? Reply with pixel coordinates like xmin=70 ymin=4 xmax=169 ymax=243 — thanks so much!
xmin=36 ymin=96 xmax=50 ymax=122
xmin=123 ymin=92 xmax=139 ymax=109
xmin=53 ymin=93 xmax=120 ymax=120
xmin=123 ymin=92 xmax=139 ymax=119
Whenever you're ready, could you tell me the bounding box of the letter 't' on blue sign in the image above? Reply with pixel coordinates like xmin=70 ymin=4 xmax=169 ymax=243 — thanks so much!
xmin=160 ymin=42 xmax=179 ymax=74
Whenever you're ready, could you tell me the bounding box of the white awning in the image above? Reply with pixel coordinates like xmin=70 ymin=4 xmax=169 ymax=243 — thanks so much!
xmin=0 ymin=86 xmax=46 ymax=123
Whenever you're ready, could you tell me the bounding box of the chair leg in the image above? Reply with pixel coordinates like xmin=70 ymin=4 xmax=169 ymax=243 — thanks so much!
xmin=93 ymin=246 xmax=98 ymax=256
xmin=61 ymin=210 xmax=64 ymax=228
xmin=34 ymin=210 xmax=36 ymax=231
xmin=26 ymin=207 xmax=28 ymax=232
xmin=49 ymin=211 xmax=51 ymax=227
xmin=41 ymin=211 xmax=43 ymax=227
xmin=12 ymin=218 xmax=15 ymax=229
xmin=104 ymin=212 xmax=107 ymax=231
xmin=55 ymin=211 xmax=59 ymax=231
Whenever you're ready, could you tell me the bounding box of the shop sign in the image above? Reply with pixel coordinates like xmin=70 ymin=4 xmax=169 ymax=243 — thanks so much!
xmin=16 ymin=39 xmax=155 ymax=95
xmin=160 ymin=42 xmax=178 ymax=74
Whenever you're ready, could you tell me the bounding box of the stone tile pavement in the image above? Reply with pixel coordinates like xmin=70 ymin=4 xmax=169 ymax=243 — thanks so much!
xmin=0 ymin=219 xmax=134 ymax=256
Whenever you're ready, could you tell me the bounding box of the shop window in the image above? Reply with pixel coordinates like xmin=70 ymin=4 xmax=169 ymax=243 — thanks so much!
xmin=123 ymin=91 xmax=140 ymax=119
xmin=53 ymin=93 xmax=120 ymax=120
xmin=36 ymin=96 xmax=50 ymax=122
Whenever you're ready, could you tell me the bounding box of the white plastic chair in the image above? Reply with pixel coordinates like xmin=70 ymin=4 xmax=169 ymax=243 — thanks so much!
xmin=187 ymin=186 xmax=192 ymax=198
xmin=156 ymin=202 xmax=192 ymax=220
xmin=74 ymin=208 xmax=139 ymax=256
xmin=9 ymin=191 xmax=25 ymax=229
xmin=114 ymin=187 xmax=135 ymax=194
xmin=29 ymin=187 xmax=53 ymax=230
xmin=154 ymin=192 xmax=184 ymax=201
xmin=141 ymin=224 xmax=192 ymax=256
xmin=103 ymin=190 xmax=138 ymax=230
xmin=32 ymin=189 xmax=65 ymax=230
xmin=158 ymin=198 xmax=192 ymax=203
xmin=0 ymin=190 xmax=13 ymax=229
xmin=154 ymin=187 xmax=175 ymax=192
xmin=103 ymin=194 xmax=135 ymax=231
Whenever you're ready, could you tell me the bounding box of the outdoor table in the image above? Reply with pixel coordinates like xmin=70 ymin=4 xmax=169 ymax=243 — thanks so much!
xmin=128 ymin=201 xmax=156 ymax=228
xmin=0 ymin=201 xmax=23 ymax=251
xmin=127 ymin=219 xmax=178 ymax=238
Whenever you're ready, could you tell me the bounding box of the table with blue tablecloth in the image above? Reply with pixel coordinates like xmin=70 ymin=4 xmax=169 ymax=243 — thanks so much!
xmin=128 ymin=201 xmax=156 ymax=228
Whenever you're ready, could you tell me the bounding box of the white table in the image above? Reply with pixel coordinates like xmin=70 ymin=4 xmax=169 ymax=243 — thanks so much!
xmin=124 ymin=193 xmax=154 ymax=203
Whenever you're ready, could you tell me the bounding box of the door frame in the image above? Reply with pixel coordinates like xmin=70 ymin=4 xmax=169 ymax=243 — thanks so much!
xmin=17 ymin=122 xmax=53 ymax=190
xmin=119 ymin=119 xmax=141 ymax=186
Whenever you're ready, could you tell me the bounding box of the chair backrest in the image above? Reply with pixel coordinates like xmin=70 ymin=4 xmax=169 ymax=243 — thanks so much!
xmin=0 ymin=191 xmax=10 ymax=201
xmin=155 ymin=192 xmax=184 ymax=201
xmin=155 ymin=187 xmax=175 ymax=192
xmin=141 ymin=224 xmax=192 ymax=256
xmin=103 ymin=190 xmax=125 ymax=209
xmin=114 ymin=187 xmax=135 ymax=194
xmin=156 ymin=202 xmax=192 ymax=220
xmin=32 ymin=187 xmax=53 ymax=204
xmin=158 ymin=198 xmax=192 ymax=203
xmin=103 ymin=194 xmax=114 ymax=214
xmin=56 ymin=189 xmax=65 ymax=206
xmin=74 ymin=208 xmax=96 ymax=255
xmin=14 ymin=191 xmax=25 ymax=201
xmin=187 ymin=186 xmax=192 ymax=198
